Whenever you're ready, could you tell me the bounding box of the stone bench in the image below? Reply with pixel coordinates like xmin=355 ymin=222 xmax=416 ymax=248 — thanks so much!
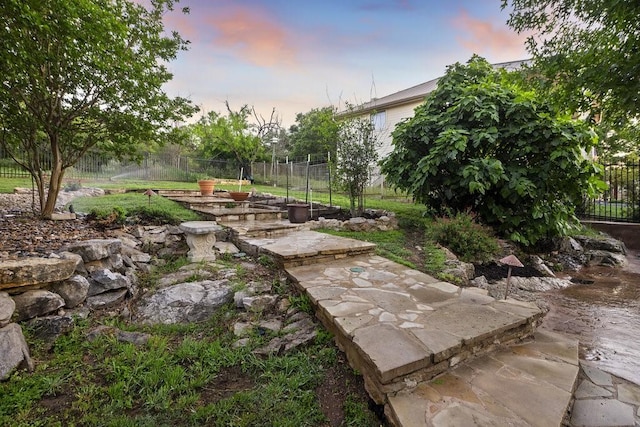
xmin=179 ymin=221 xmax=223 ymax=262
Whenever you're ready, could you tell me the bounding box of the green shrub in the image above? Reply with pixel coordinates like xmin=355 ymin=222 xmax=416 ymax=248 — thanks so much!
xmin=429 ymin=213 xmax=500 ymax=262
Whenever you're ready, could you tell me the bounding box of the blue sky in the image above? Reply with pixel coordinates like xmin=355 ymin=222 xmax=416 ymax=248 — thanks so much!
xmin=162 ymin=0 xmax=529 ymax=126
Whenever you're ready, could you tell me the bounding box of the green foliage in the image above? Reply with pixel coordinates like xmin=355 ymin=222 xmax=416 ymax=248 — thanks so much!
xmin=336 ymin=115 xmax=380 ymax=216
xmin=422 ymin=241 xmax=447 ymax=275
xmin=503 ymin=0 xmax=640 ymax=158
xmin=190 ymin=106 xmax=265 ymax=168
xmin=0 ymin=299 xmax=381 ymax=426
xmin=287 ymin=107 xmax=340 ymax=160
xmin=381 ymin=56 xmax=603 ymax=245
xmin=320 ymin=229 xmax=416 ymax=269
xmin=0 ymin=0 xmax=197 ymax=217
xmin=428 ymin=213 xmax=500 ymax=263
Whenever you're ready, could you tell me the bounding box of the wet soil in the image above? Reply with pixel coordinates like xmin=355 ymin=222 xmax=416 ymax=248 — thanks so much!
xmin=542 ymin=252 xmax=640 ymax=385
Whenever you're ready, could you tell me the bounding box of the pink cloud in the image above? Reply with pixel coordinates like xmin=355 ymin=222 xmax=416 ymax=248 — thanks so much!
xmin=452 ymin=10 xmax=529 ymax=60
xmin=205 ymin=5 xmax=298 ymax=67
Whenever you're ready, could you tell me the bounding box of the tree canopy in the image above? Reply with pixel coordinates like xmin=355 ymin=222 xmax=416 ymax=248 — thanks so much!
xmin=502 ymin=0 xmax=640 ymax=157
xmin=287 ymin=107 xmax=339 ymax=162
xmin=190 ymin=107 xmax=265 ymax=169
xmin=0 ymin=0 xmax=196 ymax=217
xmin=381 ymin=56 xmax=603 ymax=245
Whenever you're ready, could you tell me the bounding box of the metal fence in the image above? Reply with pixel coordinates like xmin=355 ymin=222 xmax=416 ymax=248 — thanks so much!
xmin=579 ymin=160 xmax=640 ymax=223
xmin=0 ymin=151 xmax=333 ymax=191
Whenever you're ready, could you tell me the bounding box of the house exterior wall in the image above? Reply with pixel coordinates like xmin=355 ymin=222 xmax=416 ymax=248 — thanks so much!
xmin=377 ymin=100 xmax=424 ymax=159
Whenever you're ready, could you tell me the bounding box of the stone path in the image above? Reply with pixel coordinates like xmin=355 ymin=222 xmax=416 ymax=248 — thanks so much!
xmin=190 ymin=215 xmax=640 ymax=426
xmin=571 ymin=362 xmax=640 ymax=427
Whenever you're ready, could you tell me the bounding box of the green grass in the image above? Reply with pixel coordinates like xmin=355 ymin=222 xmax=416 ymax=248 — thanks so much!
xmin=0 ymin=260 xmax=381 ymax=427
xmin=70 ymin=192 xmax=202 ymax=224
xmin=320 ymin=229 xmax=416 ymax=268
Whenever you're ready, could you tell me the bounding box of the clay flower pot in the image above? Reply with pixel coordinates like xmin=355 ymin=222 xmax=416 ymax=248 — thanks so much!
xmin=287 ymin=203 xmax=309 ymax=223
xmin=228 ymin=191 xmax=250 ymax=201
xmin=197 ymin=180 xmax=215 ymax=196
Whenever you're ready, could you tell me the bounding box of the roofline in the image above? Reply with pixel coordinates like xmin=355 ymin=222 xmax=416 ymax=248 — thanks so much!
xmin=337 ymin=58 xmax=532 ymax=117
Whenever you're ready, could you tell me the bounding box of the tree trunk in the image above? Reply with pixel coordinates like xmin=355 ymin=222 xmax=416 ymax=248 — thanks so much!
xmin=40 ymin=134 xmax=65 ymax=219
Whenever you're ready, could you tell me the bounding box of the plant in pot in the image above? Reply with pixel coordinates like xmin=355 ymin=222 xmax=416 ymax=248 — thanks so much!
xmin=197 ymin=178 xmax=215 ymax=196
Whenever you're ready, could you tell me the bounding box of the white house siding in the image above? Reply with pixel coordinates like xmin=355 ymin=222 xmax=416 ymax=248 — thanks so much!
xmin=377 ymin=101 xmax=423 ymax=159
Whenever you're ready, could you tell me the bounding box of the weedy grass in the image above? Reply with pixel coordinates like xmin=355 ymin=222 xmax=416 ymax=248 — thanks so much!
xmin=319 ymin=229 xmax=416 ymax=269
xmin=0 ymin=257 xmax=381 ymax=427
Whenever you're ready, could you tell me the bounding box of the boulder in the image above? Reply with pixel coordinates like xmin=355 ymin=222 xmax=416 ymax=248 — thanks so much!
xmin=0 ymin=258 xmax=76 ymax=291
xmin=88 ymin=269 xmax=131 ymax=296
xmin=86 ymin=289 xmax=128 ymax=309
xmin=0 ymin=323 xmax=34 ymax=380
xmin=136 ymin=280 xmax=234 ymax=324
xmin=51 ymin=275 xmax=90 ymax=308
xmin=26 ymin=315 xmax=74 ymax=349
xmin=86 ymin=325 xmax=150 ymax=346
xmin=529 ymin=255 xmax=556 ymax=277
xmin=0 ymin=291 xmax=15 ymax=326
xmin=56 ymin=251 xmax=87 ymax=275
xmin=575 ymin=235 xmax=626 ymax=254
xmin=63 ymin=239 xmax=122 ymax=262
xmin=585 ymin=250 xmax=627 ymax=267
xmin=556 ymin=237 xmax=584 ymax=255
xmin=84 ymin=253 xmax=124 ymax=273
xmin=12 ymin=290 xmax=65 ymax=321
xmin=242 ymin=295 xmax=278 ymax=313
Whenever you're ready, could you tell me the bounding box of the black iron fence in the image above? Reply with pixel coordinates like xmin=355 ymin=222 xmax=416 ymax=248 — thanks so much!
xmin=579 ymin=160 xmax=640 ymax=223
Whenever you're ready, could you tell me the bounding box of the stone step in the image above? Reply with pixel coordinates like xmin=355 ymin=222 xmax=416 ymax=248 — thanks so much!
xmin=386 ymin=328 xmax=579 ymax=427
xmin=285 ymin=254 xmax=545 ymax=406
xmin=235 ymin=230 xmax=377 ymax=267
xmin=0 ymin=258 xmax=77 ymax=292
xmin=192 ymin=206 xmax=285 ymax=223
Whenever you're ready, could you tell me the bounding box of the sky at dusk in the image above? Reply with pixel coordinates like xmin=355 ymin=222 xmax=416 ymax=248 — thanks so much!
xmin=161 ymin=0 xmax=530 ymax=127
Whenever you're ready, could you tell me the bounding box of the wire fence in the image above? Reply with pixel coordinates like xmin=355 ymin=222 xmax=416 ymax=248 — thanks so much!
xmin=0 ymin=151 xmax=335 ymax=192
xmin=4 ymin=151 xmax=636 ymax=222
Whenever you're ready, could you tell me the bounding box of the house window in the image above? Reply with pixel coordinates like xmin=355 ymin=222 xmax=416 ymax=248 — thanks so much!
xmin=371 ymin=111 xmax=386 ymax=132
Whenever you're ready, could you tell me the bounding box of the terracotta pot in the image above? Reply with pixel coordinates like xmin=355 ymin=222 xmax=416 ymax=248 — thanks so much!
xmin=228 ymin=191 xmax=250 ymax=201
xmin=197 ymin=180 xmax=215 ymax=196
xmin=287 ymin=203 xmax=309 ymax=223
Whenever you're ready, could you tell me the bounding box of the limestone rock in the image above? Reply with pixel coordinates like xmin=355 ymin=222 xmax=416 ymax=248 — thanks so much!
xmin=529 ymin=255 xmax=556 ymax=277
xmin=26 ymin=315 xmax=74 ymax=348
xmin=557 ymin=236 xmax=583 ymax=254
xmin=86 ymin=325 xmax=150 ymax=346
xmin=585 ymin=250 xmax=627 ymax=267
xmin=496 ymin=276 xmax=573 ymax=293
xmin=86 ymin=289 xmax=128 ymax=309
xmin=88 ymin=269 xmax=131 ymax=296
xmin=51 ymin=275 xmax=90 ymax=308
xmin=0 ymin=258 xmax=76 ymax=290
xmin=0 ymin=323 xmax=34 ymax=380
xmin=136 ymin=280 xmax=234 ymax=324
xmin=56 ymin=251 xmax=87 ymax=275
xmin=63 ymin=239 xmax=122 ymax=262
xmin=84 ymin=253 xmax=124 ymax=273
xmin=575 ymin=235 xmax=626 ymax=254
xmin=12 ymin=290 xmax=65 ymax=321
xmin=0 ymin=291 xmax=15 ymax=326
xmin=242 ymin=295 xmax=278 ymax=313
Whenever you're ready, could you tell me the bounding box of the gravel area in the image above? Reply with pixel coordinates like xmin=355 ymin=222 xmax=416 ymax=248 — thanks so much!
xmin=0 ymin=190 xmax=109 ymax=260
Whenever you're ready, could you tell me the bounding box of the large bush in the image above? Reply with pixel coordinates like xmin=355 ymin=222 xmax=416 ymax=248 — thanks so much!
xmin=381 ymin=56 xmax=603 ymax=245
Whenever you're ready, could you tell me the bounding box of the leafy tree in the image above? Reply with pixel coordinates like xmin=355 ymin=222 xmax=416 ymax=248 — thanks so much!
xmin=288 ymin=107 xmax=340 ymax=161
xmin=336 ymin=116 xmax=379 ymax=216
xmin=0 ymin=0 xmax=196 ymax=217
xmin=381 ymin=56 xmax=603 ymax=245
xmin=502 ymin=0 xmax=640 ymax=157
xmin=191 ymin=106 xmax=265 ymax=171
